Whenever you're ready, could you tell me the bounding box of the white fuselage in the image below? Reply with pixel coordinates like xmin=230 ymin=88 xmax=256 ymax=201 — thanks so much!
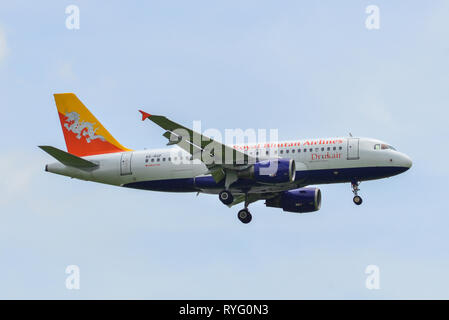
xmin=45 ymin=137 xmax=412 ymax=194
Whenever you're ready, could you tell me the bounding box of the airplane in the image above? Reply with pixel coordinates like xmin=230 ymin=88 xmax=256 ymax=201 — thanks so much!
xmin=40 ymin=93 xmax=412 ymax=224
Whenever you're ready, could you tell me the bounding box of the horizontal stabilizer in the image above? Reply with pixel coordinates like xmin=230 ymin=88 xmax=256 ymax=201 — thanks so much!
xmin=38 ymin=146 xmax=98 ymax=169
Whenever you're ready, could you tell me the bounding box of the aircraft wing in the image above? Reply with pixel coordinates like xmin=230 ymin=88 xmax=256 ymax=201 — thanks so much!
xmin=226 ymin=191 xmax=282 ymax=208
xmin=139 ymin=111 xmax=256 ymax=184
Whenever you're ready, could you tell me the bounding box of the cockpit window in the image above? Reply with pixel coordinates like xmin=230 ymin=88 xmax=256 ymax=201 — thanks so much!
xmin=374 ymin=144 xmax=396 ymax=151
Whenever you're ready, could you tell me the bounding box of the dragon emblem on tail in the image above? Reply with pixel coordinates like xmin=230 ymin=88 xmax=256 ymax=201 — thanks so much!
xmin=64 ymin=111 xmax=106 ymax=143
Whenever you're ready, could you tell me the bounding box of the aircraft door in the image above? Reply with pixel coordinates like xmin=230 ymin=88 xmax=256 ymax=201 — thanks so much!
xmin=120 ymin=152 xmax=133 ymax=175
xmin=347 ymin=138 xmax=360 ymax=160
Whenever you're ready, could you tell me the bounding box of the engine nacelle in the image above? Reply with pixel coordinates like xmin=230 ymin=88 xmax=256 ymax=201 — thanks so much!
xmin=265 ymin=187 xmax=321 ymax=213
xmin=243 ymin=158 xmax=296 ymax=184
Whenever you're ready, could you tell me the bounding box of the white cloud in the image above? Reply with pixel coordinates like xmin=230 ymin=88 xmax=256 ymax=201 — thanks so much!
xmin=0 ymin=27 xmax=8 ymax=63
xmin=0 ymin=151 xmax=36 ymax=205
xmin=57 ymin=62 xmax=76 ymax=81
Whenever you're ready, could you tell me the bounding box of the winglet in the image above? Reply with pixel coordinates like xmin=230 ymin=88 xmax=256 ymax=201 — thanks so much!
xmin=139 ymin=110 xmax=151 ymax=121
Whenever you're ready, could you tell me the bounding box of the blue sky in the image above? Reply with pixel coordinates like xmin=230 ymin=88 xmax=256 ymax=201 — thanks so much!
xmin=1 ymin=1 xmax=448 ymax=299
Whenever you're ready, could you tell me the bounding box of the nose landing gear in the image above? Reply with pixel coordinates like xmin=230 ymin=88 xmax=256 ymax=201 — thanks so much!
xmin=351 ymin=181 xmax=363 ymax=205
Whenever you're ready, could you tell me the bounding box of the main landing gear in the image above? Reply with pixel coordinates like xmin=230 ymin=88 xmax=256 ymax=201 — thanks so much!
xmin=238 ymin=208 xmax=252 ymax=224
xmin=218 ymin=190 xmax=252 ymax=224
xmin=238 ymin=193 xmax=252 ymax=224
xmin=219 ymin=190 xmax=233 ymax=205
xmin=351 ymin=181 xmax=363 ymax=205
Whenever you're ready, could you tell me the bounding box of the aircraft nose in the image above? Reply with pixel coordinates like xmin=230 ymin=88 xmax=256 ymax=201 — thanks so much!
xmin=401 ymin=153 xmax=413 ymax=170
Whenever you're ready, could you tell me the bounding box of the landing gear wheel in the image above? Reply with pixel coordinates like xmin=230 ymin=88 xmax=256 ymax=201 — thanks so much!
xmin=351 ymin=181 xmax=363 ymax=206
xmin=237 ymin=209 xmax=252 ymax=224
xmin=219 ymin=190 xmax=234 ymax=205
xmin=353 ymin=195 xmax=363 ymax=205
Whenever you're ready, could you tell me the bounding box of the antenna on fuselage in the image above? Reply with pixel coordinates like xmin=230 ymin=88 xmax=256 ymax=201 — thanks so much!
xmin=349 ymin=132 xmax=353 ymax=137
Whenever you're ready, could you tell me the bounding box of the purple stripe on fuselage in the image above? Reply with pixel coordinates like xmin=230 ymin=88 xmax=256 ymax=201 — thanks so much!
xmin=123 ymin=166 xmax=409 ymax=192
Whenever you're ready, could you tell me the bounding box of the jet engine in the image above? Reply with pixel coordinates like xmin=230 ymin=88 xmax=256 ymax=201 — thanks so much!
xmin=265 ymin=187 xmax=321 ymax=213
xmin=239 ymin=158 xmax=296 ymax=184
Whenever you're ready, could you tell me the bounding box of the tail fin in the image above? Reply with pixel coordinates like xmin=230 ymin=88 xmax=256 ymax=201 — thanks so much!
xmin=54 ymin=93 xmax=131 ymax=157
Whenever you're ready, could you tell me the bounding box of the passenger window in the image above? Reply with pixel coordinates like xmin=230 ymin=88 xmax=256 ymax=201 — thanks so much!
xmin=304 ymin=149 xmax=307 ymax=153
xmin=151 ymin=158 xmax=154 ymax=162
xmin=157 ymin=158 xmax=160 ymax=162
xmin=266 ymin=150 xmax=269 ymax=155
xmin=286 ymin=150 xmax=289 ymax=154
xmin=339 ymin=146 xmax=342 ymax=150
xmin=298 ymin=149 xmax=301 ymax=153
xmin=333 ymin=147 xmax=336 ymax=151
xmin=327 ymin=147 xmax=330 ymax=151
xmin=280 ymin=150 xmax=283 ymax=154
xmin=162 ymin=158 xmax=166 ymax=161
xmin=292 ymin=149 xmax=295 ymax=153
xmin=145 ymin=159 xmax=148 ymax=163
xmin=321 ymin=147 xmax=324 ymax=151
xmin=168 ymin=157 xmax=171 ymax=161
xmin=309 ymin=148 xmax=313 ymax=152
